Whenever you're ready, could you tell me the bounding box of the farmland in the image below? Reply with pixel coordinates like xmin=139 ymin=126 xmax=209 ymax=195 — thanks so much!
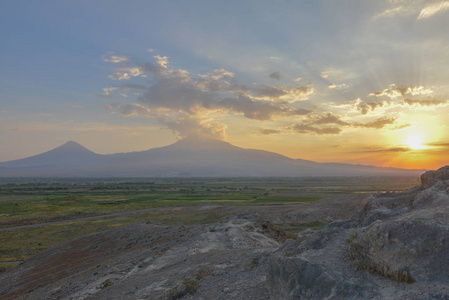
xmin=0 ymin=175 xmax=420 ymax=270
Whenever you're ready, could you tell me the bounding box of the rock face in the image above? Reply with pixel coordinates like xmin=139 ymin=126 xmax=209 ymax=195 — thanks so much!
xmin=267 ymin=165 xmax=449 ymax=299
xmin=267 ymin=256 xmax=371 ymax=299
xmin=349 ymin=165 xmax=449 ymax=283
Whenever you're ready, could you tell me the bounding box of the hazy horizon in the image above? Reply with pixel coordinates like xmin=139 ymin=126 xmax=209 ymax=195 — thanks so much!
xmin=2 ymin=1 xmax=449 ymax=169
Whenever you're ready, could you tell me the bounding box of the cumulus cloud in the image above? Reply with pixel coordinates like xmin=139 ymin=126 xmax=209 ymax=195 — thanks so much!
xmin=98 ymin=87 xmax=118 ymax=98
xmin=199 ymin=69 xmax=234 ymax=81
xmin=418 ymin=1 xmax=449 ymax=19
xmin=103 ymin=52 xmax=130 ymax=63
xmin=108 ymin=66 xmax=145 ymax=80
xmin=358 ymin=101 xmax=388 ymax=115
xmin=102 ymin=54 xmax=317 ymax=138
xmin=269 ymin=71 xmax=281 ymax=80
xmin=328 ymin=83 xmax=348 ymax=89
xmin=157 ymin=113 xmax=227 ymax=140
xmin=369 ymin=84 xmax=433 ymax=99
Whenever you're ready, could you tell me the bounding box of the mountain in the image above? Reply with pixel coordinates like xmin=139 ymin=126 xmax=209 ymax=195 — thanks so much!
xmin=0 ymin=137 xmax=424 ymax=177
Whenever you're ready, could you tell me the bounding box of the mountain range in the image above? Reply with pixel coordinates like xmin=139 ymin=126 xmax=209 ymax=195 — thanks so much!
xmin=0 ymin=137 xmax=424 ymax=177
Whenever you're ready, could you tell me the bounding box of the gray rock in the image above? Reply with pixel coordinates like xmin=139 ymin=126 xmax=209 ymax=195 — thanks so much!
xmin=421 ymin=166 xmax=449 ymax=189
xmin=266 ymin=256 xmax=372 ymax=299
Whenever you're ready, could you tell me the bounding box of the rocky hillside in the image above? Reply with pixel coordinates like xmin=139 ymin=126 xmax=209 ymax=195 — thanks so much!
xmin=267 ymin=165 xmax=449 ymax=299
xmin=2 ymin=167 xmax=449 ymax=299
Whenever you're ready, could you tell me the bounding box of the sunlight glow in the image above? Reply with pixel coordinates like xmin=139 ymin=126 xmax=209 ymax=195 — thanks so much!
xmin=406 ymin=133 xmax=426 ymax=150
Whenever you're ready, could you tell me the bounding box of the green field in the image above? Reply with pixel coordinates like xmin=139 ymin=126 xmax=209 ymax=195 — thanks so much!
xmin=0 ymin=176 xmax=420 ymax=271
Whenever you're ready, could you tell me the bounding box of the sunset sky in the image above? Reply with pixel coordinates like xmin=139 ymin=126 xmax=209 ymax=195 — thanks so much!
xmin=1 ymin=0 xmax=449 ymax=169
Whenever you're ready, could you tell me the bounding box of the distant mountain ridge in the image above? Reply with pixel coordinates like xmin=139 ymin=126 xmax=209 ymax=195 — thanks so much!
xmin=0 ymin=137 xmax=425 ymax=177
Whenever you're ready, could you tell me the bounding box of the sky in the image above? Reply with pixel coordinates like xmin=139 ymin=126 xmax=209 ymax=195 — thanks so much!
xmin=1 ymin=0 xmax=449 ymax=169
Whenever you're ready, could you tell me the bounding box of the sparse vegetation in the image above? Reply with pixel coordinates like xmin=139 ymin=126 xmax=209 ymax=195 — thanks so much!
xmin=346 ymin=231 xmax=359 ymax=244
xmin=0 ymin=176 xmax=419 ymax=269
xmin=99 ymin=278 xmax=112 ymax=289
xmin=166 ymin=269 xmax=214 ymax=299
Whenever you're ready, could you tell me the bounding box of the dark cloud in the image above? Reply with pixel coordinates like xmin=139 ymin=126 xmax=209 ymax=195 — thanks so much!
xmin=358 ymin=101 xmax=387 ymax=115
xmin=218 ymin=95 xmax=311 ymax=121
xmin=255 ymin=86 xmax=288 ymax=99
xmin=269 ymin=71 xmax=281 ymax=80
xmin=308 ymin=113 xmax=350 ymax=126
xmin=103 ymin=55 xmax=316 ymax=138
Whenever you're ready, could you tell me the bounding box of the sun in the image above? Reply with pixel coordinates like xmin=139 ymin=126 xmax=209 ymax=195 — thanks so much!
xmin=406 ymin=133 xmax=426 ymax=150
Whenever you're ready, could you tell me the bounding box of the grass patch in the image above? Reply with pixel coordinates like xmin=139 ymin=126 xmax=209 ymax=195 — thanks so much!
xmin=166 ymin=268 xmax=213 ymax=300
xmin=0 ymin=210 xmax=230 ymax=264
xmin=249 ymin=195 xmax=322 ymax=205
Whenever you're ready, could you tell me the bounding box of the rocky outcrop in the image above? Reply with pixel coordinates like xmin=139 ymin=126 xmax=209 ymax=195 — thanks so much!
xmin=267 ymin=166 xmax=449 ymax=299
xmin=420 ymin=166 xmax=449 ymax=189
xmin=267 ymin=256 xmax=372 ymax=300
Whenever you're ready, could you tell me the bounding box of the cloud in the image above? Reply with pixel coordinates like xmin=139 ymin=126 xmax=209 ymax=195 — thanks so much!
xmin=121 ymin=83 xmax=147 ymax=91
xmin=253 ymin=85 xmax=313 ymax=102
xmin=355 ymin=146 xmax=411 ymax=153
xmin=199 ymin=69 xmax=234 ymax=81
xmin=426 ymin=142 xmax=449 ymax=148
xmin=328 ymin=83 xmax=348 ymax=89
xmin=308 ymin=113 xmax=350 ymax=126
xmin=157 ymin=113 xmax=227 ymax=140
xmin=108 ymin=66 xmax=144 ymax=80
xmin=254 ymin=86 xmax=288 ymax=99
xmin=257 ymin=128 xmax=282 ymax=135
xmin=108 ymin=103 xmax=151 ymax=116
xmin=103 ymin=52 xmax=130 ymax=63
xmin=354 ymin=116 xmax=396 ymax=129
xmin=402 ymin=98 xmax=448 ymax=106
xmin=103 ymin=54 xmax=317 ymax=138
xmin=287 ymin=113 xmax=396 ymax=136
xmin=217 ymin=95 xmax=311 ymax=120
xmin=418 ymin=1 xmax=449 ymax=19
xmin=294 ymin=77 xmax=302 ymax=82
xmin=375 ymin=6 xmax=407 ymax=18
xmin=358 ymin=101 xmax=388 ymax=115
xmin=269 ymin=71 xmax=281 ymax=80
xmin=369 ymin=84 xmax=433 ymax=99
xmin=391 ymin=123 xmax=412 ymax=130
xmin=291 ymin=124 xmax=342 ymax=135
xmin=98 ymin=87 xmax=118 ymax=98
